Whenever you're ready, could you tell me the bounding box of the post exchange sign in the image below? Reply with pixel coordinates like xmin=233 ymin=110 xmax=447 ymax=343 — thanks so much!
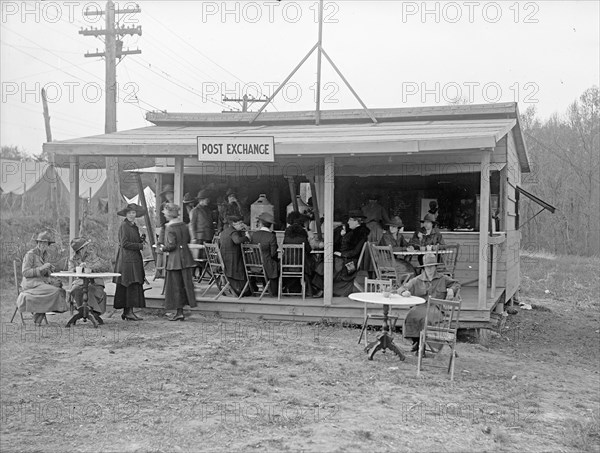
xmin=197 ymin=136 xmax=275 ymax=162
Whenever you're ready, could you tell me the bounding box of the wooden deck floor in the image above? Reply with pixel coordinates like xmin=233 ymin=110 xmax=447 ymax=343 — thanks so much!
xmin=105 ymin=275 xmax=502 ymax=328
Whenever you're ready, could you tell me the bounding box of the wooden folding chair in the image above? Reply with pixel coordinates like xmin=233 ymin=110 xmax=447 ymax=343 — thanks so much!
xmin=239 ymin=244 xmax=271 ymax=300
xmin=10 ymin=260 xmax=48 ymax=325
xmin=278 ymin=243 xmax=305 ymax=300
xmin=370 ymin=244 xmax=401 ymax=284
xmin=438 ymin=244 xmax=460 ymax=278
xmin=201 ymin=243 xmax=231 ymax=300
xmin=417 ymin=293 xmax=462 ymax=381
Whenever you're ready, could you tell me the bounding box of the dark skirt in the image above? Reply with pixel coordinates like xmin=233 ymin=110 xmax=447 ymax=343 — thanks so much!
xmin=164 ymin=268 xmax=197 ymax=309
xmin=113 ymin=283 xmax=146 ymax=309
xmin=403 ymin=304 xmax=442 ymax=339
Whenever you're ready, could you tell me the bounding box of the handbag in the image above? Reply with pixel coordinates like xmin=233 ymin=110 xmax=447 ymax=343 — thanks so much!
xmin=344 ymin=261 xmax=357 ymax=274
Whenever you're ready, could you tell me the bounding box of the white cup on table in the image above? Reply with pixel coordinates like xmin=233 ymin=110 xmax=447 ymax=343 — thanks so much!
xmin=75 ymin=266 xmax=82 ymax=273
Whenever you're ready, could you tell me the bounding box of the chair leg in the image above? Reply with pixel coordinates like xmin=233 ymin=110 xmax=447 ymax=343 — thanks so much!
xmin=301 ymin=274 xmax=305 ymax=300
xmin=417 ymin=332 xmax=425 ymax=377
xmin=258 ymin=279 xmax=270 ymax=301
xmin=10 ymin=306 xmax=18 ymax=323
xmin=238 ymin=280 xmax=250 ymax=300
xmin=215 ymin=282 xmax=230 ymax=300
xmin=358 ymin=316 xmax=368 ymax=345
xmin=278 ymin=274 xmax=282 ymax=301
xmin=449 ymin=343 xmax=456 ymax=381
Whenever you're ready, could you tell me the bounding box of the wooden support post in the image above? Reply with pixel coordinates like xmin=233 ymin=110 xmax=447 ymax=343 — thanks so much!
xmin=136 ymin=174 xmax=156 ymax=261
xmin=491 ymin=244 xmax=498 ymax=299
xmin=69 ymin=156 xmax=80 ymax=260
xmin=286 ymin=177 xmax=298 ymax=212
xmin=478 ymin=150 xmax=491 ymax=310
xmin=323 ymin=157 xmax=335 ymax=305
xmin=308 ymin=177 xmax=323 ymax=242
xmin=174 ymin=157 xmax=184 ymax=221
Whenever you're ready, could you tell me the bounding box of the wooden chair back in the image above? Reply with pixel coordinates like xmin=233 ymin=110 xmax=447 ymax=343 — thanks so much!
xmin=364 ymin=277 xmax=393 ymax=293
xmin=10 ymin=260 xmax=25 ymax=324
xmin=201 ymin=243 xmax=231 ymax=299
xmin=240 ymin=244 xmax=271 ymax=300
xmin=440 ymin=243 xmax=460 ymax=278
xmin=370 ymin=244 xmax=399 ymax=283
xmin=279 ymin=243 xmax=305 ymax=299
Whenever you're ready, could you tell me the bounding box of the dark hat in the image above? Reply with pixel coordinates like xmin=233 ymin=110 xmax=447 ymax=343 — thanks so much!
xmin=418 ymin=253 xmax=441 ymax=268
xmin=421 ymin=213 xmax=437 ymax=224
xmin=225 ymin=188 xmax=237 ymax=197
xmin=385 ymin=216 xmax=404 ymax=227
xmin=182 ymin=193 xmax=196 ymax=204
xmin=287 ymin=211 xmax=309 ymax=225
xmin=429 ymin=200 xmax=438 ymax=209
xmin=227 ymin=214 xmax=244 ymax=223
xmin=257 ymin=212 xmax=275 ymax=225
xmin=159 ymin=184 xmax=174 ymax=196
xmin=348 ymin=210 xmax=367 ymax=220
xmin=70 ymin=237 xmax=91 ymax=253
xmin=117 ymin=203 xmax=147 ymax=218
xmin=35 ymin=231 xmax=55 ymax=244
xmin=196 ymin=189 xmax=210 ymax=200
xmin=162 ymin=203 xmax=180 ymax=215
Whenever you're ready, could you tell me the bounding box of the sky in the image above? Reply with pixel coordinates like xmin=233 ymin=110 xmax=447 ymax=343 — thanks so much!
xmin=1 ymin=0 xmax=599 ymax=155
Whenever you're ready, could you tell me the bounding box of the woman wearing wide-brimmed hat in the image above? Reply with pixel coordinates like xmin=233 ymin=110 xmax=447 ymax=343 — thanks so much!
xmin=17 ymin=231 xmax=68 ymax=325
xmin=113 ymin=203 xmax=147 ymax=321
xmin=189 ymin=189 xmax=214 ymax=244
xmin=409 ymin=212 xmax=446 ymax=266
xmin=378 ymin=216 xmax=416 ymax=278
xmin=68 ymin=237 xmax=110 ymax=324
xmin=217 ymin=187 xmax=244 ymax=232
xmin=159 ymin=203 xmax=197 ymax=321
xmin=219 ymin=214 xmax=251 ymax=297
xmin=399 ymin=253 xmax=460 ymax=355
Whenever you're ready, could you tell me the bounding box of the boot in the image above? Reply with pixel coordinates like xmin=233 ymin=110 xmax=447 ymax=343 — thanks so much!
xmin=169 ymin=308 xmax=185 ymax=321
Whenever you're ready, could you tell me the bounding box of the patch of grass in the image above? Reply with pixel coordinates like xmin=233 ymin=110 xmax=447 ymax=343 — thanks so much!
xmin=564 ymin=414 xmax=600 ymax=452
xmin=355 ymin=430 xmax=373 ymax=441
xmin=266 ymin=375 xmax=279 ymax=386
xmin=493 ymin=429 xmax=511 ymax=444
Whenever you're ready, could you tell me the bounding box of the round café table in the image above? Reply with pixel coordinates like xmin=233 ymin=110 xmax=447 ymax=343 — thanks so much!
xmin=348 ymin=292 xmax=425 ymax=361
xmin=51 ymin=271 xmax=121 ymax=328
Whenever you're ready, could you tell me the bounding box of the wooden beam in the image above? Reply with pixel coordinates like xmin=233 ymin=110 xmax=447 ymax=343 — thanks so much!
xmin=478 ymin=150 xmax=491 ymax=310
xmin=286 ymin=177 xmax=298 ymax=212
xmin=174 ymin=157 xmax=184 ymax=221
xmin=307 ymin=176 xmax=323 ymax=242
xmin=69 ymin=156 xmax=80 ymax=260
xmin=323 ymin=156 xmax=335 ymax=305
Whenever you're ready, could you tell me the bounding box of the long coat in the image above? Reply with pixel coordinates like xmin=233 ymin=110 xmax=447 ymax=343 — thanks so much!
xmin=189 ymin=205 xmax=214 ymax=243
xmin=333 ymin=224 xmax=370 ymax=296
xmin=362 ymin=203 xmax=391 ymax=242
xmin=250 ymin=229 xmax=279 ymax=279
xmin=114 ymin=219 xmax=145 ymax=287
xmin=162 ymin=220 xmax=197 ymax=309
xmin=400 ymin=272 xmax=460 ymax=338
xmin=378 ymin=231 xmax=408 ymax=249
xmin=220 ymin=225 xmax=249 ymax=280
xmin=17 ymin=247 xmax=67 ymax=313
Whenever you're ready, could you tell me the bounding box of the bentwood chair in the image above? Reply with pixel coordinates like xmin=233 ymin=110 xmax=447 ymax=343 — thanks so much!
xmin=240 ymin=244 xmax=271 ymax=300
xmin=202 ymin=243 xmax=232 ymax=300
xmin=417 ymin=293 xmax=462 ymax=381
xmin=10 ymin=260 xmax=48 ymax=325
xmin=438 ymin=243 xmax=460 ymax=278
xmin=370 ymin=244 xmax=401 ymax=285
xmin=278 ymin=243 xmax=306 ymax=300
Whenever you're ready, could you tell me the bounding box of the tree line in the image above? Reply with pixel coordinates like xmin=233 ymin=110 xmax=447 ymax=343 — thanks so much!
xmin=520 ymin=86 xmax=599 ymax=257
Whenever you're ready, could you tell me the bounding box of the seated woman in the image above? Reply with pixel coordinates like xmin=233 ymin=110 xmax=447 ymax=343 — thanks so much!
xmin=17 ymin=231 xmax=68 ymax=325
xmin=250 ymin=212 xmax=279 ymax=297
xmin=68 ymin=237 xmax=111 ymax=324
xmin=283 ymin=211 xmax=314 ymax=297
xmin=220 ymin=215 xmax=251 ymax=297
xmin=409 ymin=213 xmax=445 ymax=265
xmin=399 ymin=253 xmax=460 ymax=355
xmin=378 ymin=216 xmax=415 ymax=278
xmin=313 ymin=210 xmax=370 ymax=298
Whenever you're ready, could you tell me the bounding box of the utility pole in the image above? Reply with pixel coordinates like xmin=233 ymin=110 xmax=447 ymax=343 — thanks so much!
xmin=222 ymin=94 xmax=269 ymax=113
xmin=80 ymin=0 xmax=142 ymax=246
xmin=41 ymin=88 xmax=62 ymax=248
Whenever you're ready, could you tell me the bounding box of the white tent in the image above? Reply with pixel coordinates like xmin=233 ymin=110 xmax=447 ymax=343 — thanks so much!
xmin=123 ymin=186 xmax=156 ymax=210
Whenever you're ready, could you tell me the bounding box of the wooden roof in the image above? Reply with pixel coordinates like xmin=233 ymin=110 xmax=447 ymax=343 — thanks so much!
xmin=44 ymin=103 xmax=530 ymax=171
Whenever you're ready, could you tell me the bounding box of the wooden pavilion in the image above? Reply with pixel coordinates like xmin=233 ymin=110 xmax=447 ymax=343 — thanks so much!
xmin=44 ymin=102 xmax=545 ymax=328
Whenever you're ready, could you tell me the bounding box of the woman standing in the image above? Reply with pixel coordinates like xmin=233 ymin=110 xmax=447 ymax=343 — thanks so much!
xmin=159 ymin=203 xmax=197 ymax=321
xmin=113 ymin=203 xmax=147 ymax=321
xmin=17 ymin=231 xmax=67 ymax=325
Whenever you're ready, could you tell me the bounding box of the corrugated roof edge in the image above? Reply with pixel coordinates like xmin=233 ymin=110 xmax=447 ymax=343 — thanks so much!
xmin=145 ymin=102 xmax=518 ymax=126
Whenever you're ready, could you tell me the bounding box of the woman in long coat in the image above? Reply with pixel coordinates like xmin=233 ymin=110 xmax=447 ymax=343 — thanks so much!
xmin=250 ymin=212 xmax=279 ymax=297
xmin=378 ymin=216 xmax=415 ymax=278
xmin=219 ymin=215 xmax=250 ymax=296
xmin=113 ymin=203 xmax=147 ymax=321
xmin=159 ymin=203 xmax=197 ymax=321
xmin=283 ymin=212 xmax=314 ymax=296
xmin=17 ymin=231 xmax=67 ymax=325
xmin=68 ymin=237 xmax=110 ymax=324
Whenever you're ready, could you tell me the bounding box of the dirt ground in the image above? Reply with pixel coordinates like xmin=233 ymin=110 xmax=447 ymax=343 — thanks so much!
xmin=1 ymin=255 xmax=599 ymax=452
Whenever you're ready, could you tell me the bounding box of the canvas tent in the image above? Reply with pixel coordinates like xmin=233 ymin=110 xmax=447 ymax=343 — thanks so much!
xmin=0 ymin=159 xmax=108 ymax=213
